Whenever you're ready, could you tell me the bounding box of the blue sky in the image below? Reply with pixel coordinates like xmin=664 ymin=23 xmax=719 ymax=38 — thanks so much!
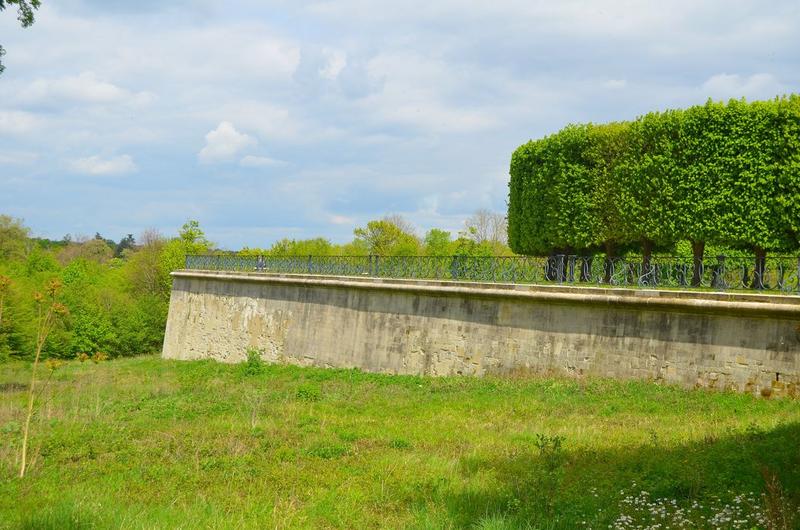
xmin=1 ymin=0 xmax=798 ymax=249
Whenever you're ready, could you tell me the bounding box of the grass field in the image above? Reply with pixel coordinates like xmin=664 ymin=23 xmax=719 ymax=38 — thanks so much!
xmin=1 ymin=356 xmax=799 ymax=529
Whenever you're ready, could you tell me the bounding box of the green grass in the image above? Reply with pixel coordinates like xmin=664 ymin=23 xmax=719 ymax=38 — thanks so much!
xmin=1 ymin=356 xmax=799 ymax=529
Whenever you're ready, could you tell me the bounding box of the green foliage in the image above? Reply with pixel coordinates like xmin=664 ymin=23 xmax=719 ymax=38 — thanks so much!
xmin=238 ymin=213 xmax=511 ymax=259
xmin=509 ymin=95 xmax=800 ymax=257
xmin=423 ymin=228 xmax=452 ymax=256
xmin=509 ymin=124 xmax=605 ymax=254
xmin=339 ymin=238 xmax=370 ymax=256
xmin=17 ymin=500 xmax=93 ymax=530
xmin=24 ymin=248 xmax=58 ymax=275
xmin=114 ymin=233 xmax=136 ymax=257
xmin=0 ymin=218 xmax=211 ymax=361
xmin=241 ymin=348 xmax=264 ymax=376
xmin=295 ymin=382 xmax=322 ymax=402
xmin=451 ymin=237 xmax=493 ymax=257
xmin=159 ymin=239 xmax=192 ymax=293
xmin=306 ymin=443 xmax=348 ymax=459
xmin=57 ymin=239 xmax=114 ymax=265
xmin=268 ymin=237 xmax=336 ymax=257
xmin=0 ymin=274 xmax=11 ymax=361
xmin=155 ymin=221 xmax=212 ymax=298
xmin=353 ymin=219 xmax=421 ymax=256
xmin=389 ymin=437 xmax=412 ymax=449
xmin=0 ymin=210 xmax=519 ymax=363
xmin=0 ymin=0 xmax=40 ymax=74
xmin=0 ymin=0 xmax=39 ymax=26
xmin=586 ymin=121 xmax=632 ymax=250
xmin=422 ymin=227 xmax=514 ymax=257
xmin=533 ymin=433 xmax=565 ymax=472
xmin=0 ymin=215 xmax=30 ymax=260
xmin=126 ymin=238 xmax=166 ymax=298
xmin=178 ymin=220 xmax=210 ymax=247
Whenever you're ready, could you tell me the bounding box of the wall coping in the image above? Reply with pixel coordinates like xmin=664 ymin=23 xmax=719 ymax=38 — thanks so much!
xmin=172 ymin=270 xmax=800 ymax=319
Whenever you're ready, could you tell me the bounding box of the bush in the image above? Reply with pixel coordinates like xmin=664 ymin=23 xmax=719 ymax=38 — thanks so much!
xmin=241 ymin=348 xmax=264 ymax=376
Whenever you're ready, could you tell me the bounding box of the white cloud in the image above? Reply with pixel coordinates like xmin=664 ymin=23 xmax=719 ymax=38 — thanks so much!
xmin=319 ymin=48 xmax=347 ymax=80
xmin=360 ymin=51 xmax=498 ymax=133
xmin=0 ymin=111 xmax=44 ymax=135
xmin=701 ymin=73 xmax=783 ymax=100
xmin=70 ymin=154 xmax=137 ymax=175
xmin=305 ymin=0 xmax=795 ymax=49
xmin=14 ymin=11 xmax=302 ymax=85
xmin=21 ymin=72 xmax=155 ymax=106
xmin=603 ymin=79 xmax=627 ymax=89
xmin=2 ymin=0 xmax=799 ymax=248
xmin=240 ymin=155 xmax=286 ymax=168
xmin=329 ymin=214 xmax=354 ymax=225
xmin=202 ymin=102 xmax=304 ymax=142
xmin=198 ymin=121 xmax=256 ymax=163
xmin=0 ymin=151 xmax=39 ymax=165
xmin=202 ymin=102 xmax=346 ymax=144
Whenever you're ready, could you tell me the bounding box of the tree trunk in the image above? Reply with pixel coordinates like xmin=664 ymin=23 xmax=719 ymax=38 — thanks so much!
xmin=752 ymin=246 xmax=767 ymax=289
xmin=545 ymin=252 xmax=558 ymax=282
xmin=691 ymin=240 xmax=705 ymax=287
xmin=561 ymin=247 xmax=574 ymax=283
xmin=603 ymin=242 xmax=616 ymax=284
xmin=641 ymin=239 xmax=654 ymax=286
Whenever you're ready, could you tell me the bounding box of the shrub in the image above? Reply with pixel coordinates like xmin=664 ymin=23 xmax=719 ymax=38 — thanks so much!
xmin=241 ymin=348 xmax=264 ymax=376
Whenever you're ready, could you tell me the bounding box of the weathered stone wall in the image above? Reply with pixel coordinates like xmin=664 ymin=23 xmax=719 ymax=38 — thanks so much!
xmin=162 ymin=271 xmax=800 ymax=396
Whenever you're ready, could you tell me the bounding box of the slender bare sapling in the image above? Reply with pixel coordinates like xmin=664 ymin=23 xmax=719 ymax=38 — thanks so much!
xmin=19 ymin=278 xmax=67 ymax=478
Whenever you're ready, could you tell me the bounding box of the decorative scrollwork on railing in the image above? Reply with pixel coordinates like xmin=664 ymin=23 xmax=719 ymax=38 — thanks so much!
xmin=183 ymin=254 xmax=800 ymax=294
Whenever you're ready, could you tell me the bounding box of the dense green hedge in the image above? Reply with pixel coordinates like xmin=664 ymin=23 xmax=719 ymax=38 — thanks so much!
xmin=508 ymin=96 xmax=800 ymax=260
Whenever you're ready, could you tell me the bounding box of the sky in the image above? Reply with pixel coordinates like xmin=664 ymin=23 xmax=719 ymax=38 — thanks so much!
xmin=0 ymin=0 xmax=798 ymax=249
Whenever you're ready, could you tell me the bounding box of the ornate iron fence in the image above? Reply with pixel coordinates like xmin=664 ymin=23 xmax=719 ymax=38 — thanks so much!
xmin=185 ymin=254 xmax=800 ymax=293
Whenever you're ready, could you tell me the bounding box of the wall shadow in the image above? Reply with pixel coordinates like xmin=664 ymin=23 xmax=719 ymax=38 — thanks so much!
xmin=432 ymin=421 xmax=800 ymax=528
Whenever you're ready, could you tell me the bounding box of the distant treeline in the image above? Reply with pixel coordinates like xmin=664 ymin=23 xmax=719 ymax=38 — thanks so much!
xmin=0 ymin=211 xmax=510 ymax=360
xmin=0 ymin=217 xmax=212 ymax=361
xmin=508 ymin=96 xmax=800 ymax=264
xmin=240 ymin=211 xmax=511 ymax=258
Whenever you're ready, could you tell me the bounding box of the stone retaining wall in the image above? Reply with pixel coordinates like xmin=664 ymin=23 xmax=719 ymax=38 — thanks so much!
xmin=162 ymin=270 xmax=800 ymax=396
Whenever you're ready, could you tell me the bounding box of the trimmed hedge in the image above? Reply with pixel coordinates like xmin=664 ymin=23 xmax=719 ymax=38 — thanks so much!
xmin=508 ymin=96 xmax=800 ymax=262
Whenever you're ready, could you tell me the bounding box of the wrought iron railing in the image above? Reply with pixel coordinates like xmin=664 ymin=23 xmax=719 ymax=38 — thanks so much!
xmin=184 ymin=254 xmax=800 ymax=293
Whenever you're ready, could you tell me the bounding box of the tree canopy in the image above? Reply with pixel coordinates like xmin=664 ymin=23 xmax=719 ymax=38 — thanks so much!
xmin=508 ymin=96 xmax=800 ymax=261
xmin=0 ymin=218 xmax=212 ymax=361
xmin=0 ymin=215 xmax=31 ymax=259
xmin=0 ymin=0 xmax=40 ymax=74
xmin=353 ymin=219 xmax=421 ymax=256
